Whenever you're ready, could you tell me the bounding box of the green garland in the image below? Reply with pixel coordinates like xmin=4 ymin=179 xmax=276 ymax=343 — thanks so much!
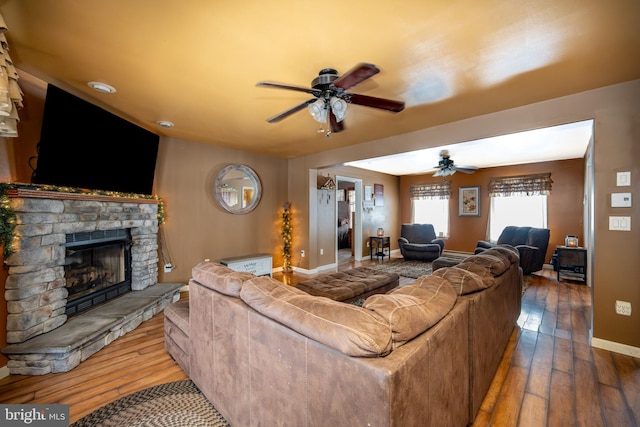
xmin=0 ymin=182 xmax=165 ymax=260
xmin=281 ymin=202 xmax=292 ymax=272
xmin=0 ymin=184 xmax=17 ymax=259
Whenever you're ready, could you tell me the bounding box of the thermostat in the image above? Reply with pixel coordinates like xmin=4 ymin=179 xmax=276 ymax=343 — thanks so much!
xmin=611 ymin=193 xmax=632 ymax=207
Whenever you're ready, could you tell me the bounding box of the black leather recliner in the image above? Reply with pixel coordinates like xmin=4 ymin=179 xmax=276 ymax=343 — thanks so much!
xmin=398 ymin=224 xmax=445 ymax=261
xmin=475 ymin=226 xmax=550 ymax=274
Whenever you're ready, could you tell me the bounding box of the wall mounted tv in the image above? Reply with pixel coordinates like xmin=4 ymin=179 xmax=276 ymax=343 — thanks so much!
xmin=32 ymin=84 xmax=160 ymax=195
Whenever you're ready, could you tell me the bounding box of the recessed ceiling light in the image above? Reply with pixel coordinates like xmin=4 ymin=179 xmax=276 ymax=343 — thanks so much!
xmin=87 ymin=81 xmax=116 ymax=94
xmin=156 ymin=120 xmax=174 ymax=128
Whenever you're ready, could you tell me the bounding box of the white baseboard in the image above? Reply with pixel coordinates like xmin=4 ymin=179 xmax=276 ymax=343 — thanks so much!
xmin=0 ymin=365 xmax=9 ymax=380
xmin=591 ymin=337 xmax=640 ymax=358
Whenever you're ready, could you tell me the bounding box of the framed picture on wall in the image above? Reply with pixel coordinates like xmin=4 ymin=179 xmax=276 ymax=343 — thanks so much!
xmin=459 ymin=186 xmax=480 ymax=216
xmin=374 ymin=184 xmax=384 ymax=207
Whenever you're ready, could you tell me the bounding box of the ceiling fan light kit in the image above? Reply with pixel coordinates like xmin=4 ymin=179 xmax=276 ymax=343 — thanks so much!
xmin=308 ymin=98 xmax=327 ymax=123
xmin=256 ymin=62 xmax=404 ymax=135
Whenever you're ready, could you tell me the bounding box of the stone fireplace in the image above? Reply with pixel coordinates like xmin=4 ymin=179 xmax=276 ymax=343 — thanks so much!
xmin=2 ymin=188 xmax=182 ymax=375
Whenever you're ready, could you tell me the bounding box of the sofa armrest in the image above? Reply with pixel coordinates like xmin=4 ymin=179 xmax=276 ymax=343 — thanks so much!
xmin=476 ymin=240 xmax=495 ymax=250
xmin=431 ymin=238 xmax=445 ymax=251
xmin=514 ymin=245 xmax=539 ymax=270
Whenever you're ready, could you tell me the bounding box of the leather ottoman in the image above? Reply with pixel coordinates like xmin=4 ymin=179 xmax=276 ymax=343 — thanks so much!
xmin=295 ymin=267 xmax=399 ymax=303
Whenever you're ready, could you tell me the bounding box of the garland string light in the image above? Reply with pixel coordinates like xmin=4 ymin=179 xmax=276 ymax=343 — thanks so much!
xmin=0 ymin=182 xmax=164 ymax=260
xmin=281 ymin=202 xmax=292 ymax=272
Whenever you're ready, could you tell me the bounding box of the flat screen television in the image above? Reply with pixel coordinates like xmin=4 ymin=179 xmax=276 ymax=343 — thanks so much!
xmin=32 ymin=84 xmax=159 ymax=195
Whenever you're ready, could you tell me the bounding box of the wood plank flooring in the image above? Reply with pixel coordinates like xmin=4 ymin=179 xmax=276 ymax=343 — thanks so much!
xmin=1 ymin=254 xmax=638 ymax=426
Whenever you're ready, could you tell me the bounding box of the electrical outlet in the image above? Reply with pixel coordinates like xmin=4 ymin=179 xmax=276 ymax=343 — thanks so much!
xmin=300 ymin=250 xmax=305 ymax=257
xmin=320 ymin=249 xmax=323 ymax=255
xmin=164 ymin=263 xmax=173 ymax=273
xmin=615 ymin=300 xmax=632 ymax=316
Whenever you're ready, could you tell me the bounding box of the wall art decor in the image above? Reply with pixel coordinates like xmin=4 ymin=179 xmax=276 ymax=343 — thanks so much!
xmin=459 ymin=186 xmax=480 ymax=216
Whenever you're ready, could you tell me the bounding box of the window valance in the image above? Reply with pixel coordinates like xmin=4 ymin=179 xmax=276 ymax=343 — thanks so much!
xmin=488 ymin=173 xmax=553 ymax=197
xmin=410 ymin=181 xmax=451 ymax=200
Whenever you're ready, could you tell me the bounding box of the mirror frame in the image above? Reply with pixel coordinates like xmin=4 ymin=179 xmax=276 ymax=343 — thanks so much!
xmin=214 ymin=164 xmax=262 ymax=214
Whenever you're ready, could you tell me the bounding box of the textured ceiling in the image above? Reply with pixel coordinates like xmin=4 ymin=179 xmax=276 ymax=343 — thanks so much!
xmin=1 ymin=0 xmax=639 ymax=162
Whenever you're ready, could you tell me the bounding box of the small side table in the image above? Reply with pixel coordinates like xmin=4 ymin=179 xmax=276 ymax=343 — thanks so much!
xmin=370 ymin=236 xmax=391 ymax=262
xmin=556 ymin=246 xmax=587 ymax=283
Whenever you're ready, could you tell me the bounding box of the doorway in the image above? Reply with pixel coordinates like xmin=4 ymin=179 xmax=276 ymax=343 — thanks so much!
xmin=336 ymin=176 xmax=363 ymax=262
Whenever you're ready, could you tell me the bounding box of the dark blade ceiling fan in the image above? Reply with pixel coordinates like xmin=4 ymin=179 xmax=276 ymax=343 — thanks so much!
xmin=433 ymin=150 xmax=478 ymax=177
xmin=256 ymin=63 xmax=405 ymax=135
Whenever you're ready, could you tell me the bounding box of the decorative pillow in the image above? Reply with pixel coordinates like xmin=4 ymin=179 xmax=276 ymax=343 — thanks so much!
xmin=432 ymin=265 xmax=495 ymax=295
xmin=240 ymin=276 xmax=392 ymax=357
xmin=462 ymin=253 xmax=510 ymax=276
xmin=484 ymin=245 xmax=519 ymax=264
xmin=363 ymin=275 xmax=456 ymax=349
xmin=191 ymin=261 xmax=255 ymax=297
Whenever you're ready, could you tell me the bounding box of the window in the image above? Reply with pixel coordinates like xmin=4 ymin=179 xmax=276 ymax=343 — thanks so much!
xmin=489 ymin=195 xmax=548 ymax=241
xmin=410 ymin=181 xmax=451 ymax=237
xmin=487 ymin=173 xmax=552 ymax=241
xmin=412 ymin=198 xmax=449 ymax=237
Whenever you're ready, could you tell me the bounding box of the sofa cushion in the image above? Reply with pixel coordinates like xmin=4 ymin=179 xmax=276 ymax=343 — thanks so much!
xmin=363 ymin=275 xmax=457 ymax=349
xmin=240 ymin=276 xmax=392 ymax=357
xmin=192 ymin=261 xmax=255 ymax=297
xmin=483 ymin=245 xmax=519 ymax=264
xmin=402 ymin=243 xmax=441 ymax=253
xmin=461 ymin=253 xmax=510 ymax=276
xmin=432 ymin=265 xmax=495 ymax=295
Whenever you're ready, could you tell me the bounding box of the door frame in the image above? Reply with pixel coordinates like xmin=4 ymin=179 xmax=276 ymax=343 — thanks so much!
xmin=336 ymin=175 xmax=364 ymax=261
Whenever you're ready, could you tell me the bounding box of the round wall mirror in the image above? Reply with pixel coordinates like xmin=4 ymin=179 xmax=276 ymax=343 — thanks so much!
xmin=214 ymin=164 xmax=262 ymax=214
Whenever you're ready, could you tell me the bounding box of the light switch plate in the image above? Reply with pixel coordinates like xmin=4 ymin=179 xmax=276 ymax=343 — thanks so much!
xmin=611 ymin=192 xmax=632 ymax=207
xmin=616 ymin=171 xmax=631 ymax=186
xmin=609 ymin=216 xmax=631 ymax=231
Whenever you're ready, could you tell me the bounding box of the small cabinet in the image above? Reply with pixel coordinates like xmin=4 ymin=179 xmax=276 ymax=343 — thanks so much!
xmin=556 ymin=246 xmax=587 ymax=283
xmin=220 ymin=253 xmax=272 ymax=277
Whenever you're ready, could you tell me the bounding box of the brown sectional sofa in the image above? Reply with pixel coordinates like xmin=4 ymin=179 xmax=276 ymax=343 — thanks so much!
xmin=165 ymin=246 xmax=522 ymax=426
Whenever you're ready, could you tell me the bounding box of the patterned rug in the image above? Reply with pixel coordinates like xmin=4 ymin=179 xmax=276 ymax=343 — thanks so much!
xmin=72 ymin=380 xmax=229 ymax=427
xmin=367 ymin=259 xmax=433 ymax=279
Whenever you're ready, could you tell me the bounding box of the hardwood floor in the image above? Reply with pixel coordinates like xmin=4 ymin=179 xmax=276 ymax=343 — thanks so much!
xmin=1 ymin=254 xmax=638 ymax=426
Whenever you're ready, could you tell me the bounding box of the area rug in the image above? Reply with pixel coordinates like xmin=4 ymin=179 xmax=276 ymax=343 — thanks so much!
xmin=368 ymin=256 xmax=532 ymax=296
xmin=71 ymin=380 xmax=229 ymax=427
xmin=367 ymin=259 xmax=432 ymax=279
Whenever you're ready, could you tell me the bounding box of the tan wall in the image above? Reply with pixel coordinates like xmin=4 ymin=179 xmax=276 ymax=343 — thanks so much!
xmin=592 ymin=109 xmax=639 ymax=347
xmin=400 ymin=158 xmax=586 ymax=263
xmin=154 ymin=137 xmax=288 ymax=283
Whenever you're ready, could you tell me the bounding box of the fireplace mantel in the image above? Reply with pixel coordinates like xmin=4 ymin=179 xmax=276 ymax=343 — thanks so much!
xmin=5 ymin=187 xmax=160 ymax=204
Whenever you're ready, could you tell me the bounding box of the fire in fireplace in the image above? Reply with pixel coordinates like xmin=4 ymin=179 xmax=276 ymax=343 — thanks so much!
xmin=64 ymin=229 xmax=132 ymax=316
